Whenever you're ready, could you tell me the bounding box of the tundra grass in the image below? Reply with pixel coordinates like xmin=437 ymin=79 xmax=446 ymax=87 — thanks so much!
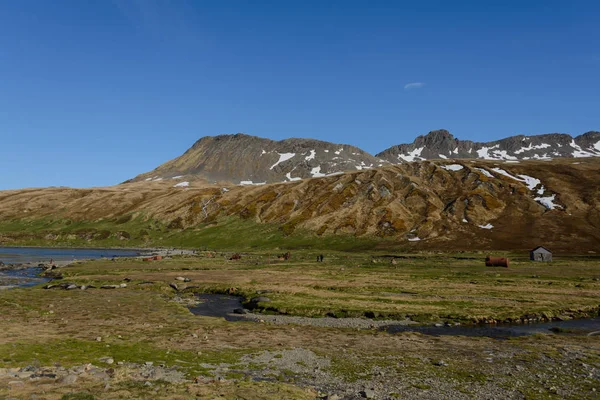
xmin=0 ymin=253 xmax=599 ymax=399
xmin=50 ymin=252 xmax=600 ymax=323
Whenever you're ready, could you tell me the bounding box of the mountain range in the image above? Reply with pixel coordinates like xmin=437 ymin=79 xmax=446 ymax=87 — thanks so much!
xmin=129 ymin=130 xmax=600 ymax=185
xmin=1 ymin=129 xmax=599 ymax=252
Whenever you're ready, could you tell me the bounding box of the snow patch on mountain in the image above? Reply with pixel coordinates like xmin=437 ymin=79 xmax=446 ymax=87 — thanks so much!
xmin=311 ymin=166 xmax=326 ymax=178
xmin=173 ymin=181 xmax=189 ymax=187
xmin=305 ymin=150 xmax=316 ymax=161
xmin=514 ymin=142 xmax=551 ymax=154
xmin=441 ymin=164 xmax=464 ymax=171
xmin=475 ymin=168 xmax=494 ymax=178
xmin=240 ymin=181 xmax=266 ymax=186
xmin=270 ymin=153 xmax=296 ymax=170
xmin=399 ymin=147 xmax=425 ymax=162
xmin=535 ymin=194 xmax=561 ymax=210
xmin=570 ymin=141 xmax=597 ymax=158
xmin=490 ymin=168 xmax=518 ymax=180
xmin=286 ymin=172 xmax=302 ymax=181
xmin=516 ymin=175 xmax=541 ymax=191
xmin=476 ymin=146 xmax=498 ymax=159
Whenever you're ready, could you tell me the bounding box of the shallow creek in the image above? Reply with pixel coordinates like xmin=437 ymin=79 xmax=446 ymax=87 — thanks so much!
xmin=189 ymin=294 xmax=600 ymax=338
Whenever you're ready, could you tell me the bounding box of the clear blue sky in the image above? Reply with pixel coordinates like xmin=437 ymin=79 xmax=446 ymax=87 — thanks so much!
xmin=1 ymin=0 xmax=598 ymax=189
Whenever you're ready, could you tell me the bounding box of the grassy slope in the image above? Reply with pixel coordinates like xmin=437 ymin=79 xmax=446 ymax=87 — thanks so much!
xmin=0 ymin=215 xmax=391 ymax=252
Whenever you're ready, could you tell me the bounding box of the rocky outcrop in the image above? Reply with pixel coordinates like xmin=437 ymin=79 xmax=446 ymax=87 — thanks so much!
xmin=377 ymin=130 xmax=600 ymax=162
xmin=129 ymin=133 xmax=386 ymax=185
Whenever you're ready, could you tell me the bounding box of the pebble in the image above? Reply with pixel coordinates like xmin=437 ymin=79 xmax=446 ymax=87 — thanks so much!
xmin=61 ymin=374 xmax=78 ymax=384
xmin=360 ymin=388 xmax=376 ymax=399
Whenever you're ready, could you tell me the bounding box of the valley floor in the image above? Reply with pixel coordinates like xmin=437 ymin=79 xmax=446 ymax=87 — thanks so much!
xmin=0 ymin=251 xmax=598 ymax=399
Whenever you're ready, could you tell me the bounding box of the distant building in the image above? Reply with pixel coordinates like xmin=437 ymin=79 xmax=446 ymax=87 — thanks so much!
xmin=530 ymin=246 xmax=552 ymax=262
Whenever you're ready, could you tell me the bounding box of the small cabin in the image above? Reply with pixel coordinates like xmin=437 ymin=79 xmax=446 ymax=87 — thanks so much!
xmin=530 ymin=246 xmax=552 ymax=262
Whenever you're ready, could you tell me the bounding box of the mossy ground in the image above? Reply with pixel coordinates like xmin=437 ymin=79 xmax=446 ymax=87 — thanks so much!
xmin=49 ymin=251 xmax=600 ymax=323
xmin=0 ymin=251 xmax=599 ymax=398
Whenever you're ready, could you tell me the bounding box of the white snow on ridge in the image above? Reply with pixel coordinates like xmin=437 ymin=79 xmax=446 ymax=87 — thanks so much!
xmin=476 ymin=145 xmax=520 ymax=160
xmin=570 ymin=140 xmax=598 ymax=158
xmin=516 ymin=174 xmax=541 ymax=191
xmin=305 ymin=149 xmax=316 ymax=161
xmin=311 ymin=166 xmax=326 ymax=177
xmin=144 ymin=178 xmax=152 ymax=181
xmin=535 ymin=194 xmax=561 ymax=210
xmin=441 ymin=164 xmax=464 ymax=171
xmin=594 ymin=140 xmax=600 ymax=152
xmin=240 ymin=181 xmax=267 ymax=186
xmin=286 ymin=172 xmax=302 ymax=181
xmin=493 ymin=150 xmax=518 ymax=160
xmin=439 ymin=154 xmax=448 ymax=159
xmin=173 ymin=181 xmax=189 ymax=187
xmin=261 ymin=149 xmax=266 ymax=155
xmin=490 ymin=168 xmax=518 ymax=180
xmin=270 ymin=153 xmax=295 ymax=170
xmin=514 ymin=142 xmax=551 ymax=154
xmin=399 ymin=147 xmax=424 ymax=162
xmin=488 ymin=170 xmax=560 ymax=210
xmin=408 ymin=237 xmax=421 ymax=242
xmin=476 ymin=145 xmax=497 ymax=159
xmin=475 ymin=168 xmax=494 ymax=178
xmin=478 ymin=224 xmax=494 ymax=230
xmin=171 ymin=175 xmax=183 ymax=179
xmin=491 ymin=169 xmax=544 ymax=192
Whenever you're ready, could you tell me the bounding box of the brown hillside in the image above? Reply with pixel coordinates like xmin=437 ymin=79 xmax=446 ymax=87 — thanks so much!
xmin=0 ymin=159 xmax=599 ymax=252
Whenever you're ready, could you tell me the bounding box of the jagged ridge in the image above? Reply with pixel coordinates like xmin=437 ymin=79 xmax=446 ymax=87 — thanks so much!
xmin=130 ymin=130 xmax=600 ymax=185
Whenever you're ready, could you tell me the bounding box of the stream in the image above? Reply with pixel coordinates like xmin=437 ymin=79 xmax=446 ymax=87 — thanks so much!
xmin=189 ymin=294 xmax=600 ymax=338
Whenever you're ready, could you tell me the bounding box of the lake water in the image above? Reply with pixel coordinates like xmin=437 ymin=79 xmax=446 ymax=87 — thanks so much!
xmin=0 ymin=247 xmax=146 ymax=289
xmin=0 ymin=247 xmax=143 ymax=265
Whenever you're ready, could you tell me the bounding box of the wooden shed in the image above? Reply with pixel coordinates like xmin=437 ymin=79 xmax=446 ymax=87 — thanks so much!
xmin=530 ymin=246 xmax=552 ymax=262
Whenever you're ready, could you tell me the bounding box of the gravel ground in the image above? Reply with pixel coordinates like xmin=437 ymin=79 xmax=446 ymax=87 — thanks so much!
xmin=234 ymin=312 xmax=417 ymax=330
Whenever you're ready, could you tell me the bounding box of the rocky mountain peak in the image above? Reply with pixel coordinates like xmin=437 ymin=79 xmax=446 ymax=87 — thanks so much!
xmin=131 ymin=133 xmax=387 ymax=185
xmin=376 ymin=130 xmax=600 ymax=163
xmin=130 ymin=129 xmax=600 ymax=185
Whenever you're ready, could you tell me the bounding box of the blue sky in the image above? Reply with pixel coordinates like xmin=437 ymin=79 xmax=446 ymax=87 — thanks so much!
xmin=1 ymin=0 xmax=599 ymax=189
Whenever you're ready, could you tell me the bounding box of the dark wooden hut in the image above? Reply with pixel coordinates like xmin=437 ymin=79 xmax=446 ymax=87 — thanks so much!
xmin=530 ymin=246 xmax=552 ymax=262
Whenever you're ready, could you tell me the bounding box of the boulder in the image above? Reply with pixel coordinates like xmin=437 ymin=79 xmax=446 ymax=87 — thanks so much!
xmin=250 ymin=296 xmax=271 ymax=304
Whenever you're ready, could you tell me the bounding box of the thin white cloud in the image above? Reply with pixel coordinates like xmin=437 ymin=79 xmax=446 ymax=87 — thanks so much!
xmin=404 ymin=82 xmax=425 ymax=90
